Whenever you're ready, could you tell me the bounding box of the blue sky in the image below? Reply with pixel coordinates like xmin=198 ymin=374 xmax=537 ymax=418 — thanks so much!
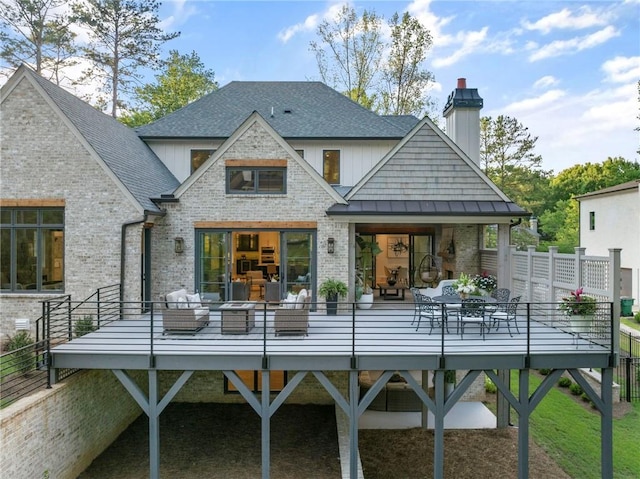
xmin=152 ymin=0 xmax=639 ymax=174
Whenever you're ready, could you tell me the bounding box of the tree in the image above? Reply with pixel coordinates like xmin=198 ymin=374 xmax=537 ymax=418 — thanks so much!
xmin=310 ymin=4 xmax=383 ymax=106
xmin=0 ymin=0 xmax=77 ymax=82
xmin=377 ymin=12 xmax=435 ymax=117
xmin=538 ymin=199 xmax=579 ymax=253
xmin=72 ymin=0 xmax=179 ymax=117
xmin=480 ymin=115 xmax=551 ymax=216
xmin=120 ymin=50 xmax=218 ymax=127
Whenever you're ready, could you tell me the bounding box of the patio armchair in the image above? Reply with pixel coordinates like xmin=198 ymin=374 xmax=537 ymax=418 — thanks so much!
xmin=459 ymin=298 xmax=489 ymax=340
xmin=490 ymin=295 xmax=521 ymax=336
xmin=415 ymin=293 xmax=442 ymax=333
xmin=161 ymin=289 xmax=210 ymax=333
xmin=274 ymin=293 xmax=311 ymax=336
xmin=246 ymin=270 xmax=266 ymax=298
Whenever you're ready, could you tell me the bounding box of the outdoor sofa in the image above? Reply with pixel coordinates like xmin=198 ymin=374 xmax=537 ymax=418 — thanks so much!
xmin=162 ymin=289 xmax=210 ymax=333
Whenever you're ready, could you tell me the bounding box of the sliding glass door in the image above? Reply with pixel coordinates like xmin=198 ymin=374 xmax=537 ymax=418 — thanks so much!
xmin=196 ymin=231 xmax=228 ymax=301
xmin=281 ymin=231 xmax=314 ymax=298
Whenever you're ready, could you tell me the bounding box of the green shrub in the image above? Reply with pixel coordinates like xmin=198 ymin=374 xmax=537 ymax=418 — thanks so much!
xmin=538 ymin=368 xmax=551 ymax=375
xmin=74 ymin=315 xmax=96 ymax=337
xmin=634 ymin=312 xmax=640 ymax=324
xmin=580 ymin=392 xmax=590 ymax=402
xmin=558 ymin=377 xmax=572 ymax=388
xmin=5 ymin=331 xmax=35 ymax=375
xmin=569 ymin=383 xmax=583 ymax=396
xmin=485 ymin=376 xmax=497 ymax=394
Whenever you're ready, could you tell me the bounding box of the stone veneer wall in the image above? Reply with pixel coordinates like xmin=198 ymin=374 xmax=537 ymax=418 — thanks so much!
xmin=0 ymin=370 xmax=143 ymax=479
xmin=150 ymin=120 xmax=351 ymax=307
xmin=0 ymin=77 xmax=143 ymax=340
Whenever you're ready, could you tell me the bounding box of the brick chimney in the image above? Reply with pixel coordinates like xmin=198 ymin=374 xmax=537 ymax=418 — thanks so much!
xmin=443 ymin=78 xmax=483 ymax=165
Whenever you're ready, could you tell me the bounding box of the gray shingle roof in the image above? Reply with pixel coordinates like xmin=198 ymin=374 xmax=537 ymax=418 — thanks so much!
xmin=136 ymin=81 xmax=414 ymax=139
xmin=26 ymin=68 xmax=179 ymax=213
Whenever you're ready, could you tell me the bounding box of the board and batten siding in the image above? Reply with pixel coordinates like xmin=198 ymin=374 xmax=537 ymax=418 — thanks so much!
xmin=146 ymin=139 xmax=398 ymax=186
xmin=351 ymin=125 xmax=504 ymax=201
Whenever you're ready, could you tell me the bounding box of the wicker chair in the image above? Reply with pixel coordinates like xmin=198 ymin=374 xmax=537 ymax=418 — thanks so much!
xmin=274 ymin=295 xmax=311 ymax=336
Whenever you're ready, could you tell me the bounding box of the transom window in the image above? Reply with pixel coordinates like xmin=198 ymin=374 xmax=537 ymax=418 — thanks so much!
xmin=323 ymin=150 xmax=340 ymax=185
xmin=227 ymin=168 xmax=286 ymax=194
xmin=1 ymin=208 xmax=65 ymax=292
xmin=589 ymin=211 xmax=595 ymax=230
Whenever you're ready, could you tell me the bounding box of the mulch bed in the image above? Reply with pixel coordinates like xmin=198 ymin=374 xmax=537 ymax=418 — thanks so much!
xmin=78 ymin=403 xmax=341 ymax=479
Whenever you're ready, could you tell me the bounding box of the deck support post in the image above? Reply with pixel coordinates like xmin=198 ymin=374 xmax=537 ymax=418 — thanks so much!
xmin=433 ymin=370 xmax=445 ymax=479
xmin=349 ymin=369 xmax=359 ymax=479
xmin=496 ymin=369 xmax=510 ymax=427
xmin=148 ymin=370 xmax=160 ymax=479
xmin=601 ymin=367 xmax=613 ymax=478
xmin=517 ymin=369 xmax=530 ymax=479
xmin=261 ymin=370 xmax=270 ymax=479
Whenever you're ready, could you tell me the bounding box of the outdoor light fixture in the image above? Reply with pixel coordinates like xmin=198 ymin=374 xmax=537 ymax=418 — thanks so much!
xmin=327 ymin=237 xmax=335 ymax=254
xmin=174 ymin=237 xmax=184 ymax=254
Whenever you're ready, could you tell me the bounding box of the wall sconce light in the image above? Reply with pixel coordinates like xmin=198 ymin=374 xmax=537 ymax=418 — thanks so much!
xmin=327 ymin=237 xmax=335 ymax=254
xmin=174 ymin=237 xmax=184 ymax=254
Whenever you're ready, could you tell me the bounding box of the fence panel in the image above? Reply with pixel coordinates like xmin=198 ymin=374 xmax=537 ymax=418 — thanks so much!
xmin=617 ymin=330 xmax=640 ymax=402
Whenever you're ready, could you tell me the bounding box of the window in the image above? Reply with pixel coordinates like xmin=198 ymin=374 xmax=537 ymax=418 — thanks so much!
xmin=227 ymin=168 xmax=286 ymax=194
xmin=191 ymin=149 xmax=216 ymax=173
xmin=295 ymin=149 xmax=304 ymax=159
xmin=0 ymin=208 xmax=64 ymax=292
xmin=323 ymin=150 xmax=340 ymax=184
xmin=589 ymin=212 xmax=595 ymax=230
xmin=224 ymin=370 xmax=287 ymax=393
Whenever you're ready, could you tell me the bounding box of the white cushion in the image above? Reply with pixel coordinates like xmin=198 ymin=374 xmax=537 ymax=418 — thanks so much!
xmin=177 ymin=297 xmax=188 ymax=309
xmin=166 ymin=289 xmax=187 ymax=309
xmin=296 ymin=289 xmax=308 ymax=309
xmin=186 ymin=293 xmax=202 ymax=308
xmin=283 ymin=293 xmax=297 ymax=309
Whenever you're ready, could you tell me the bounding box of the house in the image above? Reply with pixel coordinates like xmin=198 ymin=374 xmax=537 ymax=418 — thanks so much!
xmin=576 ymin=179 xmax=640 ymax=309
xmin=1 ymin=67 xmax=527 ymax=331
xmin=2 ymin=67 xmax=619 ymax=479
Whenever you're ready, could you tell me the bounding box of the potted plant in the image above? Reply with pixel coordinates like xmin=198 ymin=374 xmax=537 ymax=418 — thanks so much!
xmin=472 ymin=272 xmax=497 ymax=296
xmin=444 ymin=370 xmax=457 ymax=396
xmin=355 ymin=236 xmax=382 ymax=309
xmin=559 ymin=287 xmax=597 ymax=336
xmin=452 ymin=272 xmax=478 ymax=299
xmin=319 ymin=278 xmax=348 ymax=315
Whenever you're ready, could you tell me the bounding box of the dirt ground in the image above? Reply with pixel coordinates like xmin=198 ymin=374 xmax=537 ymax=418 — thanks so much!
xmin=76 ymin=400 xmax=585 ymax=479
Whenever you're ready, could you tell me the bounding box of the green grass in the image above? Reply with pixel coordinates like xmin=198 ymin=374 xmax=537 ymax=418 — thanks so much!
xmin=500 ymin=371 xmax=640 ymax=478
xmin=620 ymin=317 xmax=639 ymax=331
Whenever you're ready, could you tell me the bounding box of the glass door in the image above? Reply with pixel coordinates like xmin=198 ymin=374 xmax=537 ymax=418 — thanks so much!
xmin=196 ymin=231 xmax=229 ymax=303
xmin=281 ymin=231 xmax=314 ymax=300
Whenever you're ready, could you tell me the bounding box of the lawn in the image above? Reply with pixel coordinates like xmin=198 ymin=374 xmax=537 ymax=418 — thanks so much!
xmin=496 ymin=371 xmax=640 ymax=478
xmin=620 ymin=316 xmax=639 ymax=332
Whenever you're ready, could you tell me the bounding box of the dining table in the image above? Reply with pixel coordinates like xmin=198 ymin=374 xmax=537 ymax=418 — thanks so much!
xmin=431 ymin=295 xmax=497 ymax=334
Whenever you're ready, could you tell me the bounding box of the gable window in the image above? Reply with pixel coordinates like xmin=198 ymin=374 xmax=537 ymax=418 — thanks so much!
xmin=589 ymin=211 xmax=595 ymax=230
xmin=1 ymin=207 xmax=64 ymax=292
xmin=227 ymin=167 xmax=286 ymax=194
xmin=295 ymin=149 xmax=304 ymax=159
xmin=323 ymin=150 xmax=340 ymax=185
xmin=191 ymin=149 xmax=216 ymax=173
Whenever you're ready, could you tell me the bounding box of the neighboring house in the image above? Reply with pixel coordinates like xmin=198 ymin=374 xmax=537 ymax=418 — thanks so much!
xmin=0 ymin=66 xmax=527 ymax=333
xmin=576 ymin=179 xmax=640 ymax=306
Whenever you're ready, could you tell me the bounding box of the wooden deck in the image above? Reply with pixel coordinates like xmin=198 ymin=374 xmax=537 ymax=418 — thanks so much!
xmin=50 ymin=303 xmax=615 ymax=372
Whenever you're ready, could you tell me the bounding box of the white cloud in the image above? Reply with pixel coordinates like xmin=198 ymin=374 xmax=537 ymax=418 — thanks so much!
xmin=277 ymin=13 xmax=321 ymax=43
xmin=504 ymin=89 xmax=567 ymax=114
xmin=533 ymin=76 xmax=559 ymax=89
xmin=528 ymin=26 xmax=620 ymax=62
xmin=431 ymin=27 xmax=489 ymax=68
xmin=601 ymin=56 xmax=640 ymax=83
xmin=522 ymin=7 xmax=611 ymax=34
xmin=160 ymin=0 xmax=198 ymax=31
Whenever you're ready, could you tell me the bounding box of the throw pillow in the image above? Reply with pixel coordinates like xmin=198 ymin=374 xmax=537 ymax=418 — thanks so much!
xmin=177 ymin=297 xmax=189 ymax=309
xmin=296 ymin=289 xmax=307 ymax=309
xmin=285 ymin=292 xmax=297 ymax=309
xmin=186 ymin=293 xmax=202 ymax=308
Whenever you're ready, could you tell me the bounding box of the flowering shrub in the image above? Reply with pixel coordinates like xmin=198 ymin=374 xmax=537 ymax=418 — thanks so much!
xmin=472 ymin=272 xmax=497 ymax=293
xmin=559 ymin=288 xmax=597 ymax=316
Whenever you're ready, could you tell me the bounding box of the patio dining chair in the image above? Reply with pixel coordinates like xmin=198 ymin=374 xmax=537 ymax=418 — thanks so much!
xmin=440 ymin=284 xmax=461 ymax=332
xmin=410 ymin=287 xmax=421 ymax=325
xmin=486 ymin=287 xmax=510 ymax=326
xmin=459 ymin=298 xmax=489 ymax=340
xmin=415 ymin=293 xmax=442 ymax=333
xmin=490 ymin=295 xmax=521 ymax=337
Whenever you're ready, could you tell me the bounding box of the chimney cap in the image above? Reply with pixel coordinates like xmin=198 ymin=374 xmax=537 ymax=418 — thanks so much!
xmin=443 ymin=78 xmax=483 ymax=116
xmin=457 ymin=78 xmax=467 ymax=89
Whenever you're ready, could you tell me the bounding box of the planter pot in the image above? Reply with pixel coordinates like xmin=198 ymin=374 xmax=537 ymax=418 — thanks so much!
xmin=445 ymin=382 xmax=455 ymax=398
xmin=357 ymin=293 xmax=374 ymax=309
xmin=326 ymin=293 xmax=338 ymax=315
xmin=569 ymin=314 xmax=593 ymax=335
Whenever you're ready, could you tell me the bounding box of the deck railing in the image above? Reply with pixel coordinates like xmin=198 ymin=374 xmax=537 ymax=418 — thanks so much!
xmin=43 ymin=299 xmax=616 ymax=360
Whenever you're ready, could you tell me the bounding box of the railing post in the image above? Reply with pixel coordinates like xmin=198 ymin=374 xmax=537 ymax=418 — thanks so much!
xmin=67 ymin=296 xmax=72 ymax=341
xmin=526 ymin=301 xmax=531 ymax=367
xmin=527 ymin=245 xmax=536 ymax=302
xmin=351 ymin=302 xmax=356 ymax=359
xmin=547 ymin=246 xmax=557 ymax=302
xmin=149 ymin=301 xmax=154 ymax=365
xmin=97 ymin=286 xmax=101 ymax=328
xmin=263 ymin=302 xmax=267 ymax=359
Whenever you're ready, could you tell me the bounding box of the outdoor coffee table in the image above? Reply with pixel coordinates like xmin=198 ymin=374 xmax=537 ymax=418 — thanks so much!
xmin=377 ymin=283 xmax=408 ymax=300
xmin=220 ymin=302 xmax=256 ymax=334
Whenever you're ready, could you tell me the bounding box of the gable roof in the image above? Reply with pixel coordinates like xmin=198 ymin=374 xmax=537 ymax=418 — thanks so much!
xmin=136 ymin=81 xmax=415 ymax=140
xmin=329 ymin=115 xmax=528 ymax=220
xmin=173 ymin=111 xmax=347 ymax=204
xmin=2 ymin=66 xmax=179 ymax=214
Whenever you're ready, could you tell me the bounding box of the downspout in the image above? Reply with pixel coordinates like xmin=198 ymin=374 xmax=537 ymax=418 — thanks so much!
xmin=121 ymin=217 xmax=146 ymax=302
